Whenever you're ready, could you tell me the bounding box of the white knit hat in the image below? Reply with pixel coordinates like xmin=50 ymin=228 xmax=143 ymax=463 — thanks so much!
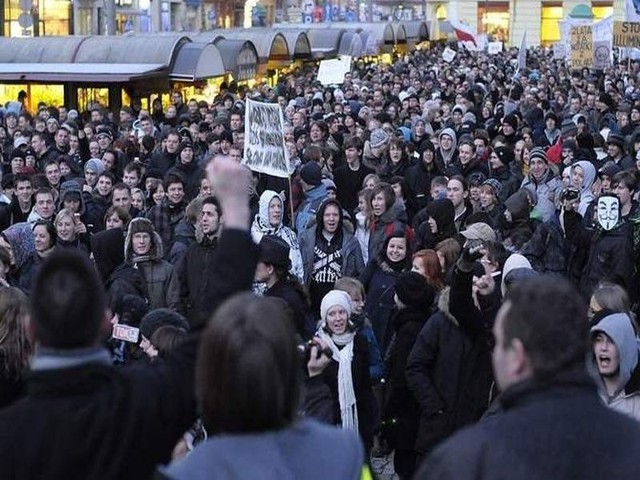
xmin=320 ymin=290 xmax=352 ymax=322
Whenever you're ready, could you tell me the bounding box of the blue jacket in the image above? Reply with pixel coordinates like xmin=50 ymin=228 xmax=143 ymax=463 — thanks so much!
xmin=158 ymin=420 xmax=365 ymax=480
xmin=295 ymin=184 xmax=327 ymax=233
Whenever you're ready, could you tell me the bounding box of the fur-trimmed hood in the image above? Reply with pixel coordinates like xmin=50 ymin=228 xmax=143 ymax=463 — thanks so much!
xmin=124 ymin=217 xmax=164 ymax=262
xmin=437 ymin=286 xmax=458 ymax=327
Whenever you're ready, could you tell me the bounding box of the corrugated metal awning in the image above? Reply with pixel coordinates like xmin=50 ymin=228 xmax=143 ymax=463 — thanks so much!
xmin=195 ymin=29 xmax=289 ymax=62
xmin=0 ymin=63 xmax=166 ymax=82
xmin=211 ymin=38 xmax=259 ymax=82
xmin=280 ymin=30 xmax=312 ymax=60
xmin=338 ymin=30 xmax=363 ymax=57
xmin=74 ymin=34 xmax=189 ymax=65
xmin=404 ymin=21 xmax=429 ymax=41
xmin=170 ymin=42 xmax=226 ymax=81
xmin=0 ymin=36 xmax=89 ymax=63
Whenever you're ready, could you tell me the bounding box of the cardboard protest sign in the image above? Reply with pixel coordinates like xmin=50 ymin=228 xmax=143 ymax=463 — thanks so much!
xmin=317 ymin=55 xmax=352 ymax=86
xmin=243 ymin=99 xmax=291 ymax=178
xmin=442 ymin=47 xmax=456 ymax=63
xmin=570 ymin=25 xmax=593 ymax=69
xmin=614 ymin=21 xmax=640 ymax=48
xmin=553 ymin=42 xmax=567 ymax=60
xmin=488 ymin=42 xmax=503 ymax=54
xmin=593 ymin=40 xmax=612 ymax=69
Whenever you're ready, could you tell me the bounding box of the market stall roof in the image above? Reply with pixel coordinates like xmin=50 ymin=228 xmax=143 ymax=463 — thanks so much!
xmin=404 ymin=21 xmax=429 ymax=41
xmin=211 ymin=37 xmax=259 ymax=82
xmin=338 ymin=30 xmax=363 ymax=57
xmin=280 ymin=30 xmax=312 ymax=59
xmin=0 ymin=63 xmax=166 ymax=82
xmin=195 ymin=30 xmax=289 ymax=63
xmin=170 ymin=42 xmax=226 ymax=81
xmin=0 ymin=36 xmax=89 ymax=63
xmin=393 ymin=23 xmax=407 ymax=44
xmin=74 ymin=34 xmax=189 ymax=65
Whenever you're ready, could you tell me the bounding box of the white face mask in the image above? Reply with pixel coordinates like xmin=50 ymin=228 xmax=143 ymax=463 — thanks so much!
xmin=597 ymin=195 xmax=620 ymax=231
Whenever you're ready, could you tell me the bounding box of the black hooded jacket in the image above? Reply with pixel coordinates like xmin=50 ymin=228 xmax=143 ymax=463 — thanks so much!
xmin=414 ymin=199 xmax=457 ymax=250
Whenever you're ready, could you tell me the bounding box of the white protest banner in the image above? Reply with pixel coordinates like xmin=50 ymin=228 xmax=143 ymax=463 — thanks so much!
xmin=442 ymin=47 xmax=456 ymax=63
xmin=317 ymin=55 xmax=352 ymax=86
xmin=487 ymin=42 xmax=503 ymax=54
xmin=243 ymin=99 xmax=291 ymax=178
xmin=553 ymin=42 xmax=566 ymax=60
xmin=627 ymin=0 xmax=640 ymax=22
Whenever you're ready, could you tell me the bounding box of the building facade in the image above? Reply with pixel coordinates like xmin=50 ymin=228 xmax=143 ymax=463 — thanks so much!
xmin=426 ymin=0 xmax=623 ymax=47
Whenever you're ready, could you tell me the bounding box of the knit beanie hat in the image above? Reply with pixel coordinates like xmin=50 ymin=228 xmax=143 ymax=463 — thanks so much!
xmin=139 ymin=308 xmax=189 ymax=340
xmin=528 ymin=147 xmax=548 ymax=164
xmin=502 ymin=113 xmax=518 ymax=130
xmin=300 ymin=161 xmax=323 ymax=186
xmin=258 ymin=235 xmax=290 ymax=268
xmin=113 ymin=294 xmax=149 ymax=328
xmin=395 ymin=271 xmax=435 ymax=310
xmin=561 ymin=118 xmax=578 ymax=138
xmin=370 ymin=128 xmax=390 ymax=149
xmin=493 ymin=146 xmax=514 ymax=165
xmin=84 ymin=158 xmax=105 ymax=175
xmin=482 ymin=178 xmax=503 ymax=198
xmin=320 ymin=290 xmax=353 ymax=322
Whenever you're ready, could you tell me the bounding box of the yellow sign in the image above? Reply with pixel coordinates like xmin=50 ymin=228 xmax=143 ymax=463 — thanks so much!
xmin=613 ymin=21 xmax=640 ymax=48
xmin=570 ymin=25 xmax=593 ymax=69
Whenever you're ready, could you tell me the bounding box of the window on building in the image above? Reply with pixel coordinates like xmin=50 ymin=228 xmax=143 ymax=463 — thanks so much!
xmin=477 ymin=1 xmax=509 ymax=43
xmin=541 ymin=2 xmax=563 ymax=45
xmin=3 ymin=0 xmax=71 ymax=37
xmin=592 ymin=1 xmax=613 ymax=20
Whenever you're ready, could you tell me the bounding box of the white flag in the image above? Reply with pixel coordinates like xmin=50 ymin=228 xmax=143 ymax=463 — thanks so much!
xmin=517 ymin=30 xmax=527 ymax=72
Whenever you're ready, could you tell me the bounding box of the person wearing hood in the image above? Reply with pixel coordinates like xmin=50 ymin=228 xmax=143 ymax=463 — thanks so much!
xmin=382 ymin=272 xmax=436 ymax=480
xmin=571 ymin=160 xmax=597 ymax=218
xmin=90 ymin=226 xmax=125 ymax=286
xmin=361 ymin=230 xmax=412 ymax=356
xmin=295 ymin=162 xmax=328 ymax=234
xmin=488 ymin=146 xmax=520 ymax=203
xmin=166 ymin=142 xmax=202 ymax=200
xmin=435 ymin=128 xmax=459 ymax=176
xmin=0 ymin=222 xmax=35 ymax=289
xmin=413 ymin=198 xmax=457 ymax=251
xmin=591 ymin=313 xmax=640 ymax=421
xmin=298 ymin=198 xmax=364 ymax=313
xmin=123 ymin=217 xmax=180 ymax=310
xmin=579 ymin=194 xmax=634 ymax=300
xmin=405 ymin=140 xmax=443 ymax=213
xmin=500 ymin=112 xmax=520 ymax=147
xmin=251 ymin=190 xmax=304 ymax=282
xmin=502 ymin=190 xmax=535 ymax=252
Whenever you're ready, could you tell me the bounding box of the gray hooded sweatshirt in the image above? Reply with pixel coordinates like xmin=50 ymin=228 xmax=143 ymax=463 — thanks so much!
xmin=591 ymin=313 xmax=640 ymax=421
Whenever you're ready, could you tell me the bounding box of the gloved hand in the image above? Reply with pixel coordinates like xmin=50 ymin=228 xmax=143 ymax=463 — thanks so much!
xmin=457 ymin=238 xmax=484 ymax=272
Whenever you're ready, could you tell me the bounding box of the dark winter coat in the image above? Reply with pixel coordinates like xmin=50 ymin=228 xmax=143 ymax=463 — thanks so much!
xmin=490 ymin=164 xmax=520 ymax=204
xmin=180 ymin=234 xmax=219 ymax=325
xmin=360 ymin=260 xmax=402 ymax=355
xmin=321 ymin=332 xmax=375 ymax=448
xmin=413 ymin=198 xmax=456 ymax=250
xmin=417 ymin=374 xmax=640 ymax=480
xmin=0 ymin=229 xmax=259 ymax=480
xmin=406 ymin=287 xmax=494 ymax=457
xmin=580 ymin=222 xmax=635 ymax=299
xmin=382 ymin=308 xmax=429 ymax=451
xmin=404 ymin=161 xmax=442 ymax=213
xmin=264 ymin=280 xmax=310 ymax=339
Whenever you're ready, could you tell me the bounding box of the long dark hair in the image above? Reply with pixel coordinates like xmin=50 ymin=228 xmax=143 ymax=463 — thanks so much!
xmin=0 ymin=287 xmax=30 ymax=380
xmin=196 ymin=293 xmax=300 ymax=434
xmin=274 ymin=265 xmax=311 ymax=308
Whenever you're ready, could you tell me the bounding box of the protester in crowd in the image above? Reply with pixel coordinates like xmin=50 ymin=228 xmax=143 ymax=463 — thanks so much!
xmin=0 ymin=287 xmax=30 ymax=408
xmin=251 ymin=190 xmax=304 ymax=282
xmin=0 ymin=157 xmax=260 ymax=480
xmin=159 ymin=293 xmax=369 ymax=480
xmin=316 ymin=289 xmax=375 ymax=450
xmin=417 ymin=277 xmax=640 ymax=480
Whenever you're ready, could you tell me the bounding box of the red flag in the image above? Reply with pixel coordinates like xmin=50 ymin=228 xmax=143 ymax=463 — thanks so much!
xmin=453 ymin=28 xmax=477 ymax=46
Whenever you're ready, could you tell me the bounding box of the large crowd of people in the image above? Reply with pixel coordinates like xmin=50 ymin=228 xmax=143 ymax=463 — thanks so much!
xmin=1 ymin=41 xmax=640 ymax=479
